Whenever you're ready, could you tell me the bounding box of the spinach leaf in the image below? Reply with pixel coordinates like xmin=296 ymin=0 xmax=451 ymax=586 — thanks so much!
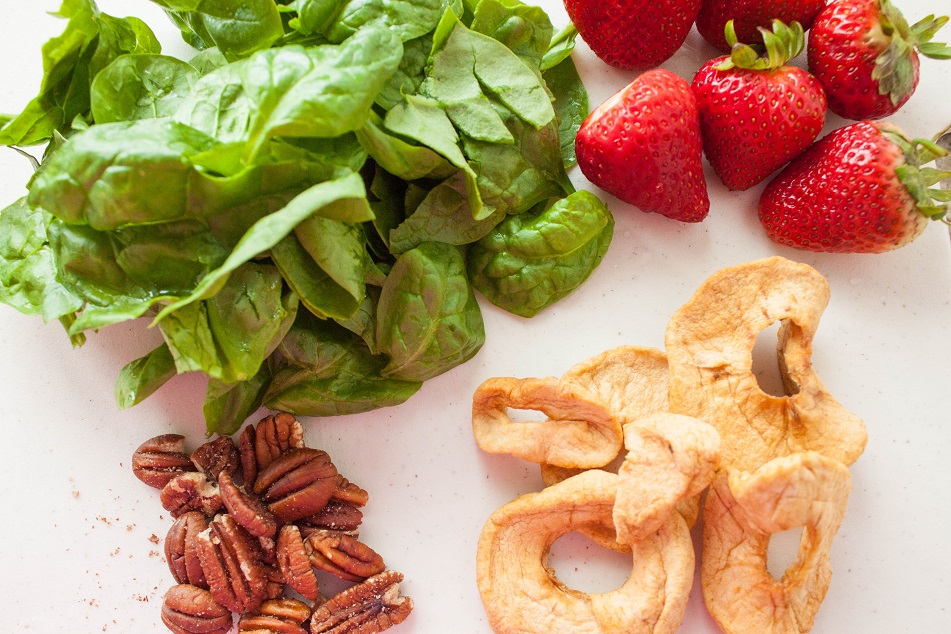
xmin=115 ymin=343 xmax=177 ymax=409
xmin=154 ymin=171 xmax=371 ymax=321
xmin=356 ymin=115 xmax=456 ymax=183
xmin=91 ymin=54 xmax=200 ymax=123
xmin=265 ymin=311 xmax=422 ymax=416
xmin=147 ymin=0 xmax=284 ymax=58
xmin=291 ymin=0 xmax=449 ymax=43
xmin=174 ymin=27 xmax=403 ymax=162
xmin=388 ymin=171 xmax=504 ymax=253
xmin=543 ymin=54 xmax=587 ymax=169
xmin=422 ymin=9 xmax=555 ymax=140
xmin=270 ymin=215 xmax=367 ymax=321
xmin=541 ymin=22 xmax=578 ymax=72
xmin=467 ymin=190 xmax=613 ymax=317
xmin=375 ymin=33 xmax=432 ymax=110
xmin=462 ymin=104 xmax=570 ymax=216
xmin=382 ymin=94 xmax=486 ymax=219
xmin=376 ymin=241 xmax=484 ymax=381
xmin=203 ymin=362 xmax=273 ymax=435
xmin=0 ymin=0 xmax=160 ymax=146
xmin=188 ymin=47 xmax=230 ymax=74
xmin=0 ymin=198 xmax=84 ymax=322
xmin=468 ymin=0 xmax=552 ymax=68
xmin=27 ymin=119 xmax=219 ymax=229
xmin=159 ymin=262 xmax=297 ymax=382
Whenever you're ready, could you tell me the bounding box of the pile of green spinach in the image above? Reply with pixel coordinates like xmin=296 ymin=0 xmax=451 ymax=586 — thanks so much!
xmin=0 ymin=0 xmax=612 ymax=434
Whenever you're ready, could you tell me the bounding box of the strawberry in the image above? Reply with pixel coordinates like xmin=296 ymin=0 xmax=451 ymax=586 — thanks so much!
xmin=563 ymin=0 xmax=701 ymax=70
xmin=758 ymin=122 xmax=951 ymax=253
xmin=575 ymin=69 xmax=709 ymax=223
xmin=697 ymin=0 xmax=826 ymax=53
xmin=692 ymin=20 xmax=827 ymax=191
xmin=808 ymin=0 xmax=951 ymax=120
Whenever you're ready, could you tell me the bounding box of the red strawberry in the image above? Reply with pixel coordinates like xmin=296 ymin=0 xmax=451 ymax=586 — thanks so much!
xmin=697 ymin=0 xmax=826 ymax=53
xmin=808 ymin=0 xmax=951 ymax=120
xmin=575 ymin=69 xmax=710 ymax=223
xmin=692 ymin=20 xmax=827 ymax=190
xmin=758 ymin=121 xmax=951 ymax=253
xmin=564 ymin=0 xmax=702 ymax=70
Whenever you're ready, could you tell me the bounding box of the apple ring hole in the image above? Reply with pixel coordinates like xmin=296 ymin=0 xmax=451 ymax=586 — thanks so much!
xmin=752 ymin=320 xmax=788 ymax=397
xmin=548 ymin=530 xmax=632 ymax=593
xmin=766 ymin=525 xmax=805 ymax=580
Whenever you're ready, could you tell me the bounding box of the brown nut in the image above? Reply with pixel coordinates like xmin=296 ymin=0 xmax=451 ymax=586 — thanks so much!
xmin=332 ymin=475 xmax=369 ymax=507
xmin=196 ymin=514 xmax=269 ymax=614
xmin=299 ymin=499 xmax=364 ymax=535
xmin=310 ymin=570 xmax=413 ymax=634
xmin=161 ymin=584 xmax=233 ymax=634
xmin=191 ymin=436 xmax=240 ymax=482
xmin=161 ymin=472 xmax=223 ymax=518
xmin=304 ymin=530 xmax=385 ymax=582
xmin=253 ymin=448 xmax=338 ymax=524
xmin=277 ymin=525 xmax=320 ymax=601
xmin=701 ymin=452 xmax=851 ymax=634
xmin=132 ymin=434 xmax=196 ymax=489
xmin=472 ymin=376 xmax=622 ymax=469
xmin=255 ymin=413 xmax=306 ymax=471
xmin=239 ymin=424 xmax=260 ymax=490
xmin=664 ymin=256 xmax=867 ymax=472
xmin=238 ymin=598 xmax=312 ymax=634
xmin=166 ymin=511 xmax=209 ymax=588
xmin=219 ymin=471 xmax=279 ymax=538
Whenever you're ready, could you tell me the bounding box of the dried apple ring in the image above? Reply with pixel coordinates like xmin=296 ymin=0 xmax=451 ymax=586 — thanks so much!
xmin=540 ymin=346 xmax=670 ymax=486
xmin=665 ymin=256 xmax=867 ymax=472
xmin=472 ymin=376 xmax=622 ymax=469
xmin=701 ymin=451 xmax=851 ymax=634
xmin=613 ymin=413 xmax=720 ymax=545
xmin=476 ymin=469 xmax=694 ymax=634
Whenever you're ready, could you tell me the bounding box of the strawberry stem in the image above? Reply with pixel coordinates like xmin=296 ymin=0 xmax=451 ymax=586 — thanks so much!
xmin=881 ymin=126 xmax=951 ymax=221
xmin=715 ymin=20 xmax=804 ymax=71
xmin=873 ymin=1 xmax=950 ymax=104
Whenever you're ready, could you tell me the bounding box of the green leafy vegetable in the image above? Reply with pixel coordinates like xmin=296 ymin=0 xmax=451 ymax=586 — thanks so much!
xmin=0 ymin=0 xmax=609 ymax=432
xmin=467 ymin=190 xmax=614 ymax=317
xmin=0 ymin=198 xmax=84 ymax=322
xmin=265 ymin=310 xmax=422 ymax=416
xmin=91 ymin=54 xmax=201 ymax=123
xmin=147 ymin=0 xmax=284 ymax=58
xmin=115 ymin=343 xmax=177 ymax=408
xmin=0 ymin=0 xmax=160 ymax=146
xmin=376 ymin=241 xmax=485 ymax=381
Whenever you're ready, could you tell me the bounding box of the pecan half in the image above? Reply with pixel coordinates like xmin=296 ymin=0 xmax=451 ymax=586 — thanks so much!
xmin=161 ymin=584 xmax=233 ymax=634
xmin=196 ymin=514 xmax=269 ymax=614
xmin=298 ymin=499 xmax=363 ymax=536
xmin=239 ymin=425 xmax=259 ymax=489
xmin=309 ymin=570 xmax=413 ymax=634
xmin=166 ymin=512 xmax=209 ymax=588
xmin=332 ymin=476 xmax=369 ymax=508
xmin=220 ymin=471 xmax=279 ymax=538
xmin=253 ymin=448 xmax=338 ymax=523
xmin=161 ymin=472 xmax=223 ymax=518
xmin=238 ymin=598 xmax=312 ymax=634
xmin=191 ymin=436 xmax=240 ymax=482
xmin=255 ymin=413 xmax=306 ymax=471
xmin=132 ymin=434 xmax=196 ymax=489
xmin=304 ymin=530 xmax=384 ymax=582
xmin=277 ymin=525 xmax=320 ymax=601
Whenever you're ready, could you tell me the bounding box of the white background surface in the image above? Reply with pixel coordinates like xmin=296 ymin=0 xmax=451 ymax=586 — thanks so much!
xmin=1 ymin=1 xmax=949 ymax=633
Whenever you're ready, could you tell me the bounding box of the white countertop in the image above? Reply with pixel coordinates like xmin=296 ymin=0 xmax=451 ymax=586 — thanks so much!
xmin=1 ymin=1 xmax=949 ymax=632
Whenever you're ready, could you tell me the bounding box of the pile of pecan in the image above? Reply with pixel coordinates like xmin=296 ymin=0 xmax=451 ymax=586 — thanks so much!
xmin=132 ymin=412 xmax=413 ymax=634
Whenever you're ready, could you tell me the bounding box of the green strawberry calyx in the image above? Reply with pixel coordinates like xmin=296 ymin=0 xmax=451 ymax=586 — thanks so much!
xmin=879 ymin=124 xmax=951 ymax=223
xmin=873 ymin=0 xmax=951 ymax=105
xmin=716 ymin=19 xmax=805 ymax=71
